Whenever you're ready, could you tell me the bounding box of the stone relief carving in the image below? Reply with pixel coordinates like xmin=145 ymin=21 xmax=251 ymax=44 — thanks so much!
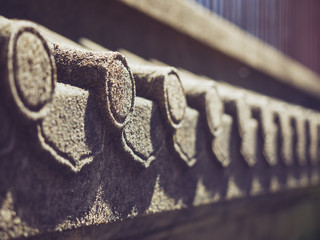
xmin=132 ymin=65 xmax=186 ymax=130
xmin=1 ymin=16 xmax=320 ymax=239
xmin=121 ymin=97 xmax=166 ymax=167
xmin=51 ymin=44 xmax=135 ymax=129
xmin=37 ymin=84 xmax=106 ymax=172
xmin=1 ymin=16 xmax=320 ymax=177
xmin=0 ymin=17 xmax=56 ymax=122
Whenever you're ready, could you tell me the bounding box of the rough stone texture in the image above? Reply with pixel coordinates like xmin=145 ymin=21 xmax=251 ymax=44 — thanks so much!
xmin=14 ymin=32 xmax=53 ymax=111
xmin=38 ymin=84 xmax=105 ymax=172
xmin=28 ymin=187 xmax=320 ymax=240
xmin=211 ymin=114 xmax=233 ymax=167
xmin=0 ymin=17 xmax=56 ymax=121
xmin=132 ymin=65 xmax=186 ymax=129
xmin=121 ymin=97 xmax=166 ymax=168
xmin=181 ymin=76 xmax=233 ymax=167
xmin=218 ymin=85 xmax=260 ymax=167
xmin=172 ymin=107 xmax=200 ymax=167
xmin=1 ymin=0 xmax=320 ymax=111
xmin=52 ymin=44 xmax=135 ymax=129
xmin=1 ymin=15 xmax=320 ymax=240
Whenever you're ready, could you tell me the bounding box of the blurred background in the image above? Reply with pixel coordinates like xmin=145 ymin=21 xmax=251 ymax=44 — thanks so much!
xmin=195 ymin=0 xmax=320 ymax=74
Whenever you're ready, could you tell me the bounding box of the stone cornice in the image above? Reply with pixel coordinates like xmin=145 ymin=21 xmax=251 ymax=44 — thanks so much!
xmin=1 ymin=16 xmax=320 ymax=239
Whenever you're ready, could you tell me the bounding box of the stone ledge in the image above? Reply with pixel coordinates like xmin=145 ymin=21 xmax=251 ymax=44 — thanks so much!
xmin=1 ymin=17 xmax=320 ymax=240
xmin=120 ymin=0 xmax=320 ymax=100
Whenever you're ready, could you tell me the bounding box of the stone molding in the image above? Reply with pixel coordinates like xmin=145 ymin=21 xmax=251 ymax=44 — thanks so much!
xmin=1 ymin=16 xmax=320 ymax=239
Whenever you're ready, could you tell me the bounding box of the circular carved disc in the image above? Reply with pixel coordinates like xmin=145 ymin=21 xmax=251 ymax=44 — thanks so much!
xmin=8 ymin=25 xmax=56 ymax=120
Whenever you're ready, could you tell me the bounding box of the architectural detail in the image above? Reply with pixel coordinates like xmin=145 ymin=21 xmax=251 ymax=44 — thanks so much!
xmin=1 ymin=13 xmax=320 ymax=239
xmin=132 ymin=66 xmax=186 ymax=129
xmin=278 ymin=109 xmax=295 ymax=166
xmin=181 ymin=78 xmax=232 ymax=167
xmin=218 ymin=86 xmax=259 ymax=167
xmin=121 ymin=97 xmax=166 ymax=167
xmin=0 ymin=17 xmax=56 ymax=121
xmin=51 ymin=44 xmax=135 ymax=129
xmin=257 ymin=99 xmax=278 ymax=166
xmin=172 ymin=107 xmax=200 ymax=167
xmin=1 ymin=16 xmax=319 ymax=186
xmin=37 ymin=84 xmax=105 ymax=172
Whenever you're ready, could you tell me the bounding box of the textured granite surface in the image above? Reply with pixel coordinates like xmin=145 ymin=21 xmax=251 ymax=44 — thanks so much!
xmin=1 ymin=16 xmax=320 ymax=240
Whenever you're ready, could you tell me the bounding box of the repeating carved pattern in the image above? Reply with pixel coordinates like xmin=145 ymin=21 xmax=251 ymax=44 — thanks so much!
xmin=1 ymin=16 xmax=320 ymax=193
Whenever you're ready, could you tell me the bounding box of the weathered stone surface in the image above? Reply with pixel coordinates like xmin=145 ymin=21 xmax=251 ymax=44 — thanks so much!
xmin=0 ymin=17 xmax=56 ymax=121
xmin=52 ymin=44 xmax=135 ymax=129
xmin=38 ymin=83 xmax=105 ymax=172
xmin=218 ymin=85 xmax=259 ymax=167
xmin=181 ymin=76 xmax=233 ymax=167
xmin=1 ymin=16 xmax=320 ymax=240
xmin=121 ymin=97 xmax=165 ymax=168
xmin=211 ymin=114 xmax=233 ymax=167
xmin=172 ymin=107 xmax=200 ymax=167
xmin=132 ymin=65 xmax=186 ymax=129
